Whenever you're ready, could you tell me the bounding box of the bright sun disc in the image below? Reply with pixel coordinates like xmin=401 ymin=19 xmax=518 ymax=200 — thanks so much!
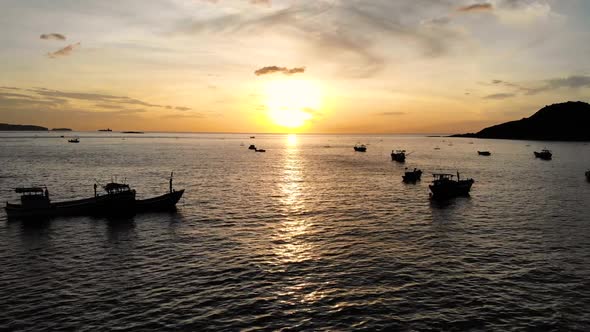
xmin=264 ymin=79 xmax=321 ymax=128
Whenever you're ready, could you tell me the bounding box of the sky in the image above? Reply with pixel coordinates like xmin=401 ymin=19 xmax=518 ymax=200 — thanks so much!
xmin=1 ymin=0 xmax=589 ymax=133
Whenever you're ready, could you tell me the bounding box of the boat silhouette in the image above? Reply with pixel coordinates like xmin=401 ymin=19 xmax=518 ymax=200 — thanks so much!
xmin=354 ymin=144 xmax=367 ymax=152
xmin=391 ymin=150 xmax=406 ymax=162
xmin=534 ymin=149 xmax=552 ymax=160
xmin=402 ymin=168 xmax=422 ymax=183
xmin=478 ymin=151 xmax=491 ymax=156
xmin=429 ymin=172 xmax=474 ymax=199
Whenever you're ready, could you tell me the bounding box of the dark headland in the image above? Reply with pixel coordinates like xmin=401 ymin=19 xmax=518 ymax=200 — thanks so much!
xmin=0 ymin=123 xmax=48 ymax=131
xmin=452 ymin=101 xmax=590 ymax=141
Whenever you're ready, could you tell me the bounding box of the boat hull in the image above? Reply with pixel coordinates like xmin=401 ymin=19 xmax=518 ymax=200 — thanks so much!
xmin=136 ymin=190 xmax=184 ymax=212
xmin=354 ymin=147 xmax=366 ymax=152
xmin=403 ymin=171 xmax=422 ymax=182
xmin=534 ymin=152 xmax=552 ymax=160
xmin=391 ymin=154 xmax=405 ymax=162
xmin=429 ymin=180 xmax=474 ymax=199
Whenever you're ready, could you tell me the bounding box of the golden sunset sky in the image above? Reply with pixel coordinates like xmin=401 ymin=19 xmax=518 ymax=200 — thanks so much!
xmin=1 ymin=0 xmax=589 ymax=133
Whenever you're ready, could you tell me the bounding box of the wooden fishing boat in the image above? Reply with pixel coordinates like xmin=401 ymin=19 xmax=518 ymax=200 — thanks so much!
xmin=429 ymin=172 xmax=474 ymax=199
xmin=354 ymin=144 xmax=367 ymax=152
xmin=402 ymin=168 xmax=422 ymax=182
xmin=391 ymin=150 xmax=406 ymax=162
xmin=534 ymin=149 xmax=552 ymax=160
xmin=248 ymin=144 xmax=256 ymax=150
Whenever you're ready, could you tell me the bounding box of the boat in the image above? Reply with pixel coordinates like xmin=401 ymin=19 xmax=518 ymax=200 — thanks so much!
xmin=429 ymin=172 xmax=474 ymax=199
xmin=248 ymin=144 xmax=256 ymax=150
xmin=255 ymin=148 xmax=266 ymax=152
xmin=68 ymin=138 xmax=80 ymax=143
xmin=534 ymin=149 xmax=552 ymax=160
xmin=5 ymin=174 xmax=185 ymax=219
xmin=391 ymin=150 xmax=406 ymax=162
xmin=5 ymin=184 xmax=136 ymax=219
xmin=354 ymin=144 xmax=367 ymax=152
xmin=98 ymin=128 xmax=112 ymax=132
xmin=478 ymin=151 xmax=491 ymax=156
xmin=122 ymin=131 xmax=144 ymax=134
xmin=586 ymin=170 xmax=590 ymax=182
xmin=250 ymin=136 xmax=255 ymax=139
xmin=402 ymin=168 xmax=422 ymax=183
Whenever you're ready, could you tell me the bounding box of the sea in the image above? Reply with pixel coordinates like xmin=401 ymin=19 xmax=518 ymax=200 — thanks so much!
xmin=1 ymin=132 xmax=589 ymax=331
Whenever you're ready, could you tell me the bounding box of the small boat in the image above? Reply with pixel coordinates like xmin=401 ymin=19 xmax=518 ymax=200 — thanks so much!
xmin=434 ymin=147 xmax=441 ymax=150
xmin=534 ymin=149 xmax=552 ymax=160
xmin=68 ymin=138 xmax=80 ymax=143
xmin=255 ymin=148 xmax=266 ymax=152
xmin=586 ymin=170 xmax=590 ymax=182
xmin=250 ymin=136 xmax=255 ymax=139
xmin=429 ymin=172 xmax=474 ymax=199
xmin=354 ymin=144 xmax=367 ymax=152
xmin=248 ymin=144 xmax=256 ymax=150
xmin=478 ymin=151 xmax=491 ymax=156
xmin=391 ymin=150 xmax=406 ymax=162
xmin=402 ymin=168 xmax=422 ymax=183
xmin=98 ymin=128 xmax=112 ymax=132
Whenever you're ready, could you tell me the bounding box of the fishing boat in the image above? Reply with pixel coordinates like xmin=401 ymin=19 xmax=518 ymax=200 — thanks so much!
xmin=68 ymin=138 xmax=80 ymax=143
xmin=5 ymin=184 xmax=136 ymax=219
xmin=429 ymin=172 xmax=474 ymax=199
xmin=248 ymin=144 xmax=256 ymax=150
xmin=135 ymin=173 xmax=184 ymax=212
xmin=391 ymin=150 xmax=406 ymax=162
xmin=354 ymin=144 xmax=367 ymax=152
xmin=255 ymin=148 xmax=266 ymax=152
xmin=478 ymin=151 xmax=491 ymax=156
xmin=534 ymin=149 xmax=552 ymax=160
xmin=5 ymin=175 xmax=185 ymax=219
xmin=98 ymin=128 xmax=112 ymax=132
xmin=402 ymin=168 xmax=422 ymax=182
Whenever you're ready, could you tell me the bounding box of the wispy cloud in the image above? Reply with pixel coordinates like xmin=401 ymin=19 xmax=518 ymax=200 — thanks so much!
xmin=457 ymin=3 xmax=493 ymax=12
xmin=175 ymin=106 xmax=192 ymax=111
xmin=375 ymin=111 xmax=406 ymax=116
xmin=47 ymin=42 xmax=80 ymax=58
xmin=40 ymin=33 xmax=66 ymax=41
xmin=254 ymin=66 xmax=305 ymax=76
xmin=484 ymin=93 xmax=515 ymax=99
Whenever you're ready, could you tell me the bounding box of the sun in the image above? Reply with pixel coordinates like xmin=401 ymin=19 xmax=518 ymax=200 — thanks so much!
xmin=264 ymin=79 xmax=321 ymax=129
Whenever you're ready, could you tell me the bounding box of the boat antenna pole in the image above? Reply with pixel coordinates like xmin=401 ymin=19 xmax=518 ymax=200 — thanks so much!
xmin=170 ymin=172 xmax=174 ymax=193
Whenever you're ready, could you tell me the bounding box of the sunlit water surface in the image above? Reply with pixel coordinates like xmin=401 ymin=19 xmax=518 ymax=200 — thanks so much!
xmin=1 ymin=133 xmax=589 ymax=331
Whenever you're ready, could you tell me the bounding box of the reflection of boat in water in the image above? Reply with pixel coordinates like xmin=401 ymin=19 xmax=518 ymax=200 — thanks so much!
xmin=534 ymin=149 xmax=552 ymax=160
xmin=248 ymin=144 xmax=256 ymax=150
xmin=478 ymin=151 xmax=491 ymax=156
xmin=402 ymin=168 xmax=422 ymax=183
xmin=68 ymin=138 xmax=80 ymax=143
xmin=5 ymin=174 xmax=184 ymax=219
xmin=354 ymin=144 xmax=367 ymax=152
xmin=429 ymin=172 xmax=474 ymax=199
xmin=391 ymin=150 xmax=406 ymax=162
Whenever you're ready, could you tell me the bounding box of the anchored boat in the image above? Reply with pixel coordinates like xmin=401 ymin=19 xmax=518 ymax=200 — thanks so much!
xmin=586 ymin=170 xmax=590 ymax=182
xmin=391 ymin=150 xmax=406 ymax=162
xmin=248 ymin=144 xmax=256 ymax=150
xmin=534 ymin=149 xmax=552 ymax=160
xmin=429 ymin=172 xmax=474 ymax=199
xmin=478 ymin=151 xmax=491 ymax=156
xmin=68 ymin=138 xmax=80 ymax=143
xmin=354 ymin=144 xmax=367 ymax=152
xmin=402 ymin=168 xmax=422 ymax=183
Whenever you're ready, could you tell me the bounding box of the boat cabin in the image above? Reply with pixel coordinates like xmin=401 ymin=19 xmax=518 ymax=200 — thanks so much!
xmin=15 ymin=187 xmax=51 ymax=207
xmin=103 ymin=183 xmax=133 ymax=194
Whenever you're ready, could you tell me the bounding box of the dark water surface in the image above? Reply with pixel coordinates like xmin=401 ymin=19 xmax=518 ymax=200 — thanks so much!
xmin=1 ymin=133 xmax=589 ymax=331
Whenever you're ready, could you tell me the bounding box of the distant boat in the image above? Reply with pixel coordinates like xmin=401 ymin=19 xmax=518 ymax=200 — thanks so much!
xmin=250 ymin=136 xmax=255 ymax=139
xmin=434 ymin=147 xmax=441 ymax=150
xmin=478 ymin=151 xmax=491 ymax=156
xmin=534 ymin=149 xmax=552 ymax=160
xmin=402 ymin=168 xmax=422 ymax=183
xmin=248 ymin=144 xmax=256 ymax=150
xmin=255 ymin=148 xmax=266 ymax=152
xmin=98 ymin=128 xmax=112 ymax=132
xmin=586 ymin=170 xmax=590 ymax=182
xmin=391 ymin=150 xmax=406 ymax=162
xmin=68 ymin=138 xmax=79 ymax=143
xmin=354 ymin=144 xmax=367 ymax=152
xmin=429 ymin=172 xmax=474 ymax=199
xmin=122 ymin=131 xmax=144 ymax=134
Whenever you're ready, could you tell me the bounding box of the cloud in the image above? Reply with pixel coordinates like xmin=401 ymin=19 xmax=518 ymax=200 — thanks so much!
xmin=254 ymin=66 xmax=305 ymax=76
xmin=484 ymin=93 xmax=515 ymax=99
xmin=175 ymin=106 xmax=192 ymax=111
xmin=375 ymin=111 xmax=406 ymax=116
xmin=40 ymin=33 xmax=66 ymax=41
xmin=457 ymin=3 xmax=493 ymax=12
xmin=47 ymin=42 xmax=80 ymax=58
xmin=526 ymin=75 xmax=590 ymax=95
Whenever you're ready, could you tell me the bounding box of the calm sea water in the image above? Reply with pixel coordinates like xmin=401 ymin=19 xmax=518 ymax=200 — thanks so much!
xmin=1 ymin=132 xmax=589 ymax=331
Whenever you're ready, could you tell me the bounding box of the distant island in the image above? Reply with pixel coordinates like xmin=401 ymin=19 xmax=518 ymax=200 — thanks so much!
xmin=51 ymin=128 xmax=72 ymax=131
xmin=0 ymin=123 xmax=48 ymax=131
xmin=452 ymin=101 xmax=590 ymax=141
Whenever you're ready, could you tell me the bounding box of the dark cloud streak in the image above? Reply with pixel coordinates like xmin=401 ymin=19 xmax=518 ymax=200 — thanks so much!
xmin=254 ymin=66 xmax=305 ymax=76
